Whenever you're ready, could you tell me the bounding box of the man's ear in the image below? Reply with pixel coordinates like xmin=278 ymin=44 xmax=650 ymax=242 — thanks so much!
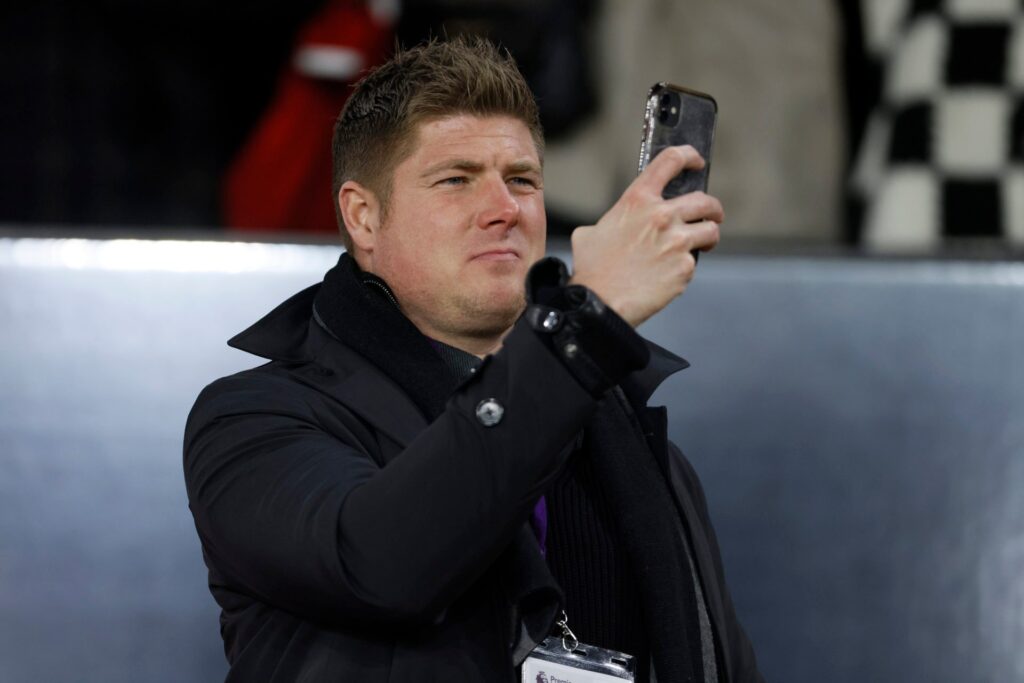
xmin=338 ymin=180 xmax=382 ymax=255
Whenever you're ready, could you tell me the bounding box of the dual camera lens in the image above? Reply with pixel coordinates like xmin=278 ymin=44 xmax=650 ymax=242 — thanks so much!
xmin=657 ymin=91 xmax=682 ymax=127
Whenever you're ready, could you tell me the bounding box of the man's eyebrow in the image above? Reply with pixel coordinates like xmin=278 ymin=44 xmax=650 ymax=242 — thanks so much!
xmin=420 ymin=159 xmax=484 ymax=177
xmin=506 ymin=160 xmax=542 ymax=175
xmin=419 ymin=158 xmax=542 ymax=177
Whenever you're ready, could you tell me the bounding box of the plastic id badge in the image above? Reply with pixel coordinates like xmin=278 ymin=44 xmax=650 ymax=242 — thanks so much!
xmin=521 ymin=636 xmax=635 ymax=683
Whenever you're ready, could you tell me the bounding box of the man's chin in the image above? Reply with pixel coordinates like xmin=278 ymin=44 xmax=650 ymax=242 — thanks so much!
xmin=461 ymin=290 xmax=526 ymax=334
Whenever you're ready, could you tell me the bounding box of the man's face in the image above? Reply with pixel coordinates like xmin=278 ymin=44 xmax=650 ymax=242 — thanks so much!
xmin=365 ymin=114 xmax=546 ymax=345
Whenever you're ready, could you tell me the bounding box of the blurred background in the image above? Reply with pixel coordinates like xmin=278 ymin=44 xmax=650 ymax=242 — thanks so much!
xmin=3 ymin=0 xmax=1022 ymax=251
xmin=2 ymin=1 xmax=1023 ymax=682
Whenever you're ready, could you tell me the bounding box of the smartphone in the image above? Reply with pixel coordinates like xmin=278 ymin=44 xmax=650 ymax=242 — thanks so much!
xmin=637 ymin=83 xmax=718 ymax=199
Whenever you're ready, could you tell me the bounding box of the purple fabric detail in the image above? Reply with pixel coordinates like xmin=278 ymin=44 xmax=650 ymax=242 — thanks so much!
xmin=530 ymin=496 xmax=548 ymax=556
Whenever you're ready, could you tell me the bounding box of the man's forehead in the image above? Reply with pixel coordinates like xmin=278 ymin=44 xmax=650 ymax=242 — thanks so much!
xmin=407 ymin=114 xmax=543 ymax=164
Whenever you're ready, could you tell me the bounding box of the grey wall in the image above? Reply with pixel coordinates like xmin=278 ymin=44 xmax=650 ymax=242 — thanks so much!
xmin=641 ymin=258 xmax=1024 ymax=682
xmin=2 ymin=237 xmax=1022 ymax=682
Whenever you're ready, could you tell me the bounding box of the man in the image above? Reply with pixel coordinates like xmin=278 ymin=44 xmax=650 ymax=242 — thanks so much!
xmin=184 ymin=38 xmax=763 ymax=682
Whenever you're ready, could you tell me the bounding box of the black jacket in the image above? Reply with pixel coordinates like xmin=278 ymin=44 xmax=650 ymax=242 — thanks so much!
xmin=184 ymin=263 xmax=763 ymax=682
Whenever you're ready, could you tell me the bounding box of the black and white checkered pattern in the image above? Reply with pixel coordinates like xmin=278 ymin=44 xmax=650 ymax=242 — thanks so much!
xmin=851 ymin=0 xmax=1024 ymax=249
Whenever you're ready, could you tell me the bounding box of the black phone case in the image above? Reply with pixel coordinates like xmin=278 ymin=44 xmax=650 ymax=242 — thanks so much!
xmin=637 ymin=83 xmax=717 ymax=199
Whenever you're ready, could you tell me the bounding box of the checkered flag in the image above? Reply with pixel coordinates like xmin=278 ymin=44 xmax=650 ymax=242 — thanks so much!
xmin=850 ymin=0 xmax=1024 ymax=249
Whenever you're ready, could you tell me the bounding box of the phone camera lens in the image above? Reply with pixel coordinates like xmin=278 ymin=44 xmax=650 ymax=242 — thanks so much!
xmin=655 ymin=90 xmax=682 ymax=127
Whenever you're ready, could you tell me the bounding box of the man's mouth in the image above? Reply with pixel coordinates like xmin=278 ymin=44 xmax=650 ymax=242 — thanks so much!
xmin=471 ymin=248 xmax=520 ymax=262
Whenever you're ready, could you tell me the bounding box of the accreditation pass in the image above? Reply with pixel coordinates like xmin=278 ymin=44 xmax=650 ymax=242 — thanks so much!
xmin=521 ymin=636 xmax=635 ymax=683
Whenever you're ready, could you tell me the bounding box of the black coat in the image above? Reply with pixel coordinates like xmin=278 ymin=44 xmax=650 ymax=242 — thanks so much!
xmin=184 ymin=278 xmax=763 ymax=682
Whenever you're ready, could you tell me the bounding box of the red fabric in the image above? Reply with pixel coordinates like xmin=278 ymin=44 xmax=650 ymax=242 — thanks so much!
xmin=223 ymin=1 xmax=392 ymax=234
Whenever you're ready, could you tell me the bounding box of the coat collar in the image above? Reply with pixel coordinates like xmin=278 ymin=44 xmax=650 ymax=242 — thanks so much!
xmin=227 ymin=280 xmax=430 ymax=449
xmin=313 ymin=253 xmax=460 ymax=422
xmin=226 ymin=270 xmax=691 ymax=446
xmin=624 ymin=341 xmax=690 ymax=405
xmin=227 ymin=283 xmax=321 ymax=363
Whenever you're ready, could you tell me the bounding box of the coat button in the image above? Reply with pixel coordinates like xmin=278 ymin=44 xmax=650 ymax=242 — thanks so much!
xmin=475 ymin=398 xmax=504 ymax=427
xmin=541 ymin=310 xmax=561 ymax=331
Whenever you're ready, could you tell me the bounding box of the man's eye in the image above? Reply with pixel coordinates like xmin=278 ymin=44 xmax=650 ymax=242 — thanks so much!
xmin=438 ymin=176 xmax=467 ymax=186
xmin=509 ymin=177 xmax=538 ymax=188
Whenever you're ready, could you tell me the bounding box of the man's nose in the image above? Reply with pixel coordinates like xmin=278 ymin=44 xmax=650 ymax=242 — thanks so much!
xmin=476 ymin=176 xmax=520 ymax=230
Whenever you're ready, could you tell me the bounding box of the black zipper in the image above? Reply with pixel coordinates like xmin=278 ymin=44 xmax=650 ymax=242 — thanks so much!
xmin=362 ymin=276 xmax=401 ymax=309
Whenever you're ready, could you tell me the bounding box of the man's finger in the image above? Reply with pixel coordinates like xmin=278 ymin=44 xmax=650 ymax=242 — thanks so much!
xmin=635 ymin=145 xmax=705 ymax=196
xmin=665 ymin=190 xmax=725 ymax=225
xmin=672 ymin=219 xmax=721 ymax=253
xmin=695 ymin=220 xmax=721 ymax=252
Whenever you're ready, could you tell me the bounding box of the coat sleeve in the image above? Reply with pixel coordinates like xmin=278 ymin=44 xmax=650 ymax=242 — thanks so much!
xmin=184 ymin=271 xmax=647 ymax=628
xmin=667 ymin=442 xmax=767 ymax=683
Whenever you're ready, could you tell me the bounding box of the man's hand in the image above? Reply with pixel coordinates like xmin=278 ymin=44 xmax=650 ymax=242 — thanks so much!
xmin=569 ymin=145 xmax=723 ymax=328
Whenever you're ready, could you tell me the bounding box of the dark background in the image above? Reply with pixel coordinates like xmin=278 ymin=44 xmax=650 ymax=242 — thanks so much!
xmin=2 ymin=0 xmax=892 ymax=241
